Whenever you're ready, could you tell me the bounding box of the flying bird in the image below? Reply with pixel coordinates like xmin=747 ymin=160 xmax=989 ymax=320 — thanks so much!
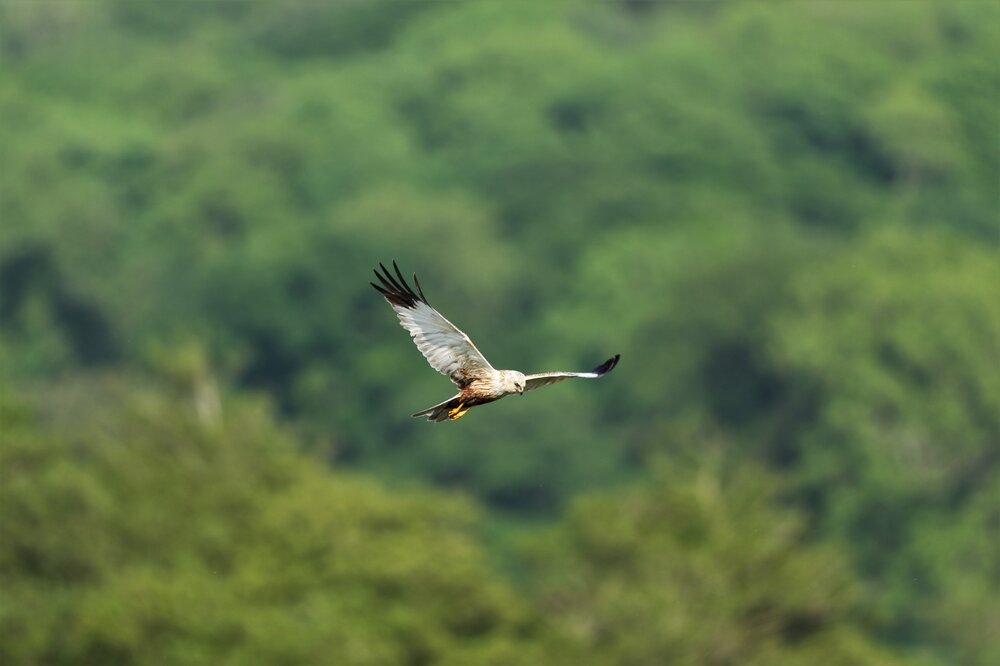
xmin=371 ymin=261 xmax=620 ymax=422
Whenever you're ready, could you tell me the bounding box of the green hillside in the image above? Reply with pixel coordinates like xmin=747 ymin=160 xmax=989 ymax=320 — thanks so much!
xmin=1 ymin=1 xmax=997 ymax=664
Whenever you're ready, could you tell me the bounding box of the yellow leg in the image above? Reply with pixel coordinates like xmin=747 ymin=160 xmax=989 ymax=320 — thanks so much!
xmin=448 ymin=403 xmax=471 ymax=420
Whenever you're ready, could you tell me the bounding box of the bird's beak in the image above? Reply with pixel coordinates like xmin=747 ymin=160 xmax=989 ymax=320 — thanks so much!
xmin=519 ymin=388 xmax=524 ymax=395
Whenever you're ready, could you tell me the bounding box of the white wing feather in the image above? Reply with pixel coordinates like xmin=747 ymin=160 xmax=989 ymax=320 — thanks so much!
xmin=372 ymin=262 xmax=494 ymax=385
xmin=524 ymin=354 xmax=620 ymax=392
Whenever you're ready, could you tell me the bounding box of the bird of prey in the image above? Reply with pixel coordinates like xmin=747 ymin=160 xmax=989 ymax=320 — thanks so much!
xmin=371 ymin=261 xmax=620 ymax=422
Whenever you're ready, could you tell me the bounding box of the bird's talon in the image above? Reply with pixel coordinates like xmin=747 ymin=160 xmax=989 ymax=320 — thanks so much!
xmin=448 ymin=403 xmax=470 ymax=420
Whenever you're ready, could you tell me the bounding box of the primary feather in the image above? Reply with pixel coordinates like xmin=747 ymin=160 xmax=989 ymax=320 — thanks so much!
xmin=524 ymin=354 xmax=621 ymax=392
xmin=371 ymin=261 xmax=494 ymax=386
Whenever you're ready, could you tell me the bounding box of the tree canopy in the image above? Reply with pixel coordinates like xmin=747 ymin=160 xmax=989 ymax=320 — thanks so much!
xmin=1 ymin=1 xmax=997 ymax=663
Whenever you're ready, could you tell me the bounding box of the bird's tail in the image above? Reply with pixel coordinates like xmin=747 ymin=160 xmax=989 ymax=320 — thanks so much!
xmin=412 ymin=395 xmax=472 ymax=422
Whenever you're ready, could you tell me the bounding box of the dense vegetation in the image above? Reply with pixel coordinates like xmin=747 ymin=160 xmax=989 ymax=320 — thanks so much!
xmin=1 ymin=1 xmax=997 ymax=664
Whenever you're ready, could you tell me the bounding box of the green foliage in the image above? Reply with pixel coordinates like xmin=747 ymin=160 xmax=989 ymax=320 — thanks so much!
xmin=0 ymin=387 xmax=551 ymax=665
xmin=907 ymin=471 xmax=1000 ymax=666
xmin=2 ymin=387 xmax=926 ymax=665
xmin=529 ymin=460 xmax=912 ymax=666
xmin=767 ymin=227 xmax=1000 ymax=660
xmin=1 ymin=0 xmax=997 ymax=663
xmin=772 ymin=228 xmax=1000 ymax=504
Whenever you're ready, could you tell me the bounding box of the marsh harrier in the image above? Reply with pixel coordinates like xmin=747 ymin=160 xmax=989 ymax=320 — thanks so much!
xmin=371 ymin=261 xmax=620 ymax=421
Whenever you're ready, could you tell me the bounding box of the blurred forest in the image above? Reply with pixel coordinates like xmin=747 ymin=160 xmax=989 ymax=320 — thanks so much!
xmin=1 ymin=1 xmax=998 ymax=664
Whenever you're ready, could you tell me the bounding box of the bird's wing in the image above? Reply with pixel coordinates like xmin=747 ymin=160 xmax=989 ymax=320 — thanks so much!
xmin=524 ymin=354 xmax=620 ymax=392
xmin=371 ymin=261 xmax=495 ymax=386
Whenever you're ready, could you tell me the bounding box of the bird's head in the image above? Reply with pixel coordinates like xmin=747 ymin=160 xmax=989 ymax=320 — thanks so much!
xmin=502 ymin=370 xmax=526 ymax=395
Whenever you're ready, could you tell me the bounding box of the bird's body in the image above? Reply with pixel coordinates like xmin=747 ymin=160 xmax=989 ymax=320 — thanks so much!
xmin=371 ymin=261 xmax=619 ymax=421
xmin=415 ymin=369 xmax=525 ymax=422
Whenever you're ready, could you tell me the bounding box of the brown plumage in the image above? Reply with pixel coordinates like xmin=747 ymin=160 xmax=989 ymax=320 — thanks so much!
xmin=371 ymin=261 xmax=620 ymax=421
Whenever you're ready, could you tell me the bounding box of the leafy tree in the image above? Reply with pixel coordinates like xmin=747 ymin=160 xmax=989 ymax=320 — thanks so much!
xmin=528 ymin=459 xmax=915 ymax=666
xmin=770 ymin=227 xmax=1000 ymax=538
xmin=0 ymin=385 xmax=554 ymax=666
xmin=904 ymin=471 xmax=1000 ymax=666
xmin=766 ymin=227 xmax=1000 ymax=661
xmin=0 ymin=1 xmax=997 ymax=662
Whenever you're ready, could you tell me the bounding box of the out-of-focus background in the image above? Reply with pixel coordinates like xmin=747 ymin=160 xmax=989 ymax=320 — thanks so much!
xmin=1 ymin=1 xmax=997 ymax=664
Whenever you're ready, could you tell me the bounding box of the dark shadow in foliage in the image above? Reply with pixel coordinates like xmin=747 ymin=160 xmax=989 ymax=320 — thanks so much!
xmin=0 ymin=244 xmax=117 ymax=364
xmin=251 ymin=0 xmax=434 ymax=59
xmin=703 ymin=340 xmax=786 ymax=428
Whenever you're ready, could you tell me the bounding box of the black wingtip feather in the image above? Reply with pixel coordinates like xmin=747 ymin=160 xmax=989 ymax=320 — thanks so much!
xmin=371 ymin=261 xmax=427 ymax=309
xmin=393 ymin=261 xmax=420 ymax=302
xmin=378 ymin=262 xmax=403 ymax=292
xmin=592 ymin=354 xmax=621 ymax=376
xmin=412 ymin=272 xmax=428 ymax=303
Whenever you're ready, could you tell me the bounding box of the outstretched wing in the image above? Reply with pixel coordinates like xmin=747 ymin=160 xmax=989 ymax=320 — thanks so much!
xmin=371 ymin=261 xmax=495 ymax=386
xmin=524 ymin=354 xmax=620 ymax=392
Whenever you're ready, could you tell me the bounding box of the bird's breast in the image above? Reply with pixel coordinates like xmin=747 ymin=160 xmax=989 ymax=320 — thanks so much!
xmin=461 ymin=376 xmax=507 ymax=403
